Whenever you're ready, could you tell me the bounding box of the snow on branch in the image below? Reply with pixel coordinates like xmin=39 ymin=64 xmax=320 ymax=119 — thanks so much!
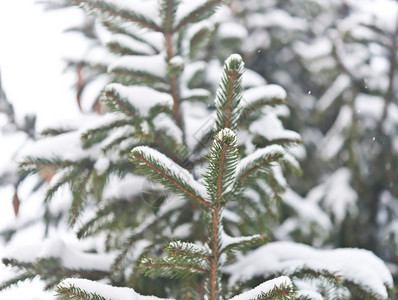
xmin=241 ymin=84 xmax=286 ymax=116
xmin=225 ymin=241 xmax=394 ymax=299
xmin=229 ymin=276 xmax=293 ymax=300
xmin=3 ymin=237 xmax=114 ymax=273
xmin=249 ymin=112 xmax=302 ymax=145
xmin=107 ymin=54 xmax=167 ymax=85
xmin=220 ymin=229 xmax=264 ymax=255
xmin=69 ymin=0 xmax=162 ymax=32
xmin=173 ymin=0 xmax=223 ymax=32
xmin=307 ymin=167 xmax=357 ymax=225
xmin=165 ymin=241 xmax=211 ymax=260
xmin=104 ymin=83 xmax=173 ymax=118
xmin=57 ymin=278 xmax=172 ymax=300
xmin=234 ymin=145 xmax=285 ymax=188
xmin=130 ymin=146 xmax=209 ymax=206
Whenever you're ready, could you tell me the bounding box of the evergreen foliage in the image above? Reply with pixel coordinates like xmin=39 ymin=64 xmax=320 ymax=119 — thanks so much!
xmin=223 ymin=0 xmax=398 ymax=286
xmin=0 ymin=1 xmax=395 ymax=299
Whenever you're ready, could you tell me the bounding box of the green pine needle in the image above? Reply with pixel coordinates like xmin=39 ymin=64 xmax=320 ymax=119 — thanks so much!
xmin=205 ymin=128 xmax=239 ymax=205
xmin=214 ymin=54 xmax=244 ymax=133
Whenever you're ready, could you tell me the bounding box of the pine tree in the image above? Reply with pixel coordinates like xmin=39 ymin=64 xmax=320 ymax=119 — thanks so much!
xmin=0 ymin=1 xmax=395 ymax=299
xmin=225 ymin=0 xmax=398 ymax=286
xmin=309 ymin=0 xmax=398 ymax=286
xmin=234 ymin=0 xmax=398 ymax=280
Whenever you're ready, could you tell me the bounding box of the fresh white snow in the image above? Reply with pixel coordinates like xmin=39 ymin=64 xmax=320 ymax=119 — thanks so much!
xmin=108 ymin=53 xmax=166 ymax=78
xmin=218 ymin=22 xmax=248 ymax=40
xmin=235 ymin=145 xmax=286 ymax=180
xmin=105 ymin=83 xmax=173 ymax=117
xmin=4 ymin=236 xmax=114 ymax=272
xmin=249 ymin=113 xmax=301 ymax=142
xmin=242 ymin=85 xmax=286 ymax=108
xmin=131 ymin=146 xmax=208 ymax=200
xmin=230 ymin=276 xmax=292 ymax=300
xmin=225 ymin=241 xmax=393 ymax=299
xmin=60 ymin=278 xmax=173 ymax=300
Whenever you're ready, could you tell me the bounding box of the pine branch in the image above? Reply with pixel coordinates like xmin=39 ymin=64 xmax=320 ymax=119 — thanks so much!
xmin=102 ymin=89 xmax=138 ymax=119
xmin=208 ymin=208 xmax=221 ymax=300
xmin=106 ymin=40 xmax=151 ymax=56
xmin=234 ymin=145 xmax=285 ymax=190
xmin=214 ymin=54 xmax=244 ymax=133
xmin=290 ymin=266 xmax=391 ymax=300
xmin=246 ymin=180 xmax=280 ymax=220
xmin=3 ymin=257 xmax=109 ymax=290
xmin=81 ymin=118 xmax=133 ymax=148
xmin=154 ymin=134 xmax=188 ymax=168
xmin=59 ymin=278 xmax=172 ymax=300
xmin=111 ymin=234 xmax=153 ymax=275
xmin=101 ymin=136 xmax=136 ymax=154
xmin=139 ymin=257 xmax=207 ymax=279
xmin=165 ymin=241 xmax=211 ymax=260
xmin=344 ymin=280 xmax=391 ymax=300
xmin=0 ymin=272 xmax=36 ymax=292
xmin=250 ymin=283 xmax=296 ymax=300
xmin=101 ymin=20 xmax=160 ymax=53
xmin=173 ymin=0 xmax=223 ymax=32
xmin=230 ymin=276 xmax=295 ymax=300
xmin=264 ymin=168 xmax=285 ymax=209
xmin=111 ymin=200 xmax=187 ymax=273
xmin=220 ymin=234 xmax=265 ymax=255
xmin=202 ymin=56 xmax=245 ymax=300
xmin=205 ymin=128 xmax=239 ymax=205
xmin=241 ymin=97 xmax=285 ymax=117
xmin=77 ymin=198 xmax=135 ymax=238
xmin=188 ymin=25 xmax=212 ymax=60
xmin=44 ymin=167 xmax=82 ymax=202
xmin=108 ymin=66 xmax=167 ymax=86
xmin=240 ymin=85 xmax=286 ymax=120
xmin=163 ymin=13 xmax=182 ymax=131
xmin=69 ymin=168 xmax=93 ymax=226
xmin=19 ymin=157 xmax=72 ymax=175
xmin=289 ymin=267 xmax=342 ymax=286
xmin=255 ymin=137 xmax=303 ymax=148
xmin=130 ymin=146 xmax=209 ymax=207
xmin=161 ymin=0 xmax=179 ymax=32
xmin=69 ymin=0 xmax=162 ymax=32
xmin=56 ymin=284 xmax=106 ymax=300
xmin=41 ymin=127 xmax=74 ymax=136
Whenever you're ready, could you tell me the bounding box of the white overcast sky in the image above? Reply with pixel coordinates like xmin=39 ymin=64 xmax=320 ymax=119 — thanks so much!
xmin=0 ymin=2 xmax=85 ymax=298
xmin=0 ymin=0 xmax=83 ymax=129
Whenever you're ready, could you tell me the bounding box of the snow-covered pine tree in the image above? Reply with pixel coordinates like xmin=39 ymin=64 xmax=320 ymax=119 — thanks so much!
xmin=52 ymin=52 xmax=393 ymax=300
xmin=258 ymin=0 xmax=398 ymax=283
xmin=0 ymin=0 xmax=394 ymax=299
xmin=204 ymin=0 xmax=337 ymax=245
xmin=224 ymin=1 xmax=398 ymax=285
